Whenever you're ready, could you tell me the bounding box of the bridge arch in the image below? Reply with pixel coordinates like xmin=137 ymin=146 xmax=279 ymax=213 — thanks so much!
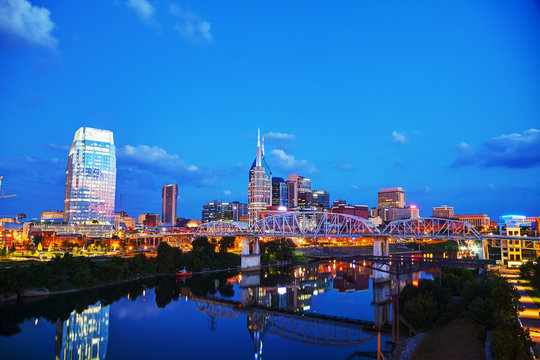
xmin=250 ymin=211 xmax=380 ymax=239
xmin=382 ymin=217 xmax=482 ymax=240
xmin=194 ymin=221 xmax=250 ymax=238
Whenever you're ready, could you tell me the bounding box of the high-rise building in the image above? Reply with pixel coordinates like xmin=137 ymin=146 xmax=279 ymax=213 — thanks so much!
xmin=298 ymin=192 xmax=316 ymax=209
xmin=248 ymin=129 xmax=272 ymax=223
xmin=202 ymin=201 xmax=248 ymax=222
xmin=63 ymin=127 xmax=116 ymax=224
xmin=202 ymin=201 xmax=219 ymax=222
xmin=312 ymin=190 xmax=330 ymax=210
xmin=231 ymin=201 xmax=248 ymax=222
xmin=433 ymin=205 xmax=454 ymax=218
xmin=272 ymin=177 xmax=288 ymax=207
xmin=289 ymin=174 xmax=312 ymax=194
xmin=286 ymin=179 xmax=298 ymax=208
xmin=377 ymin=187 xmax=405 ymax=208
xmin=162 ymin=184 xmax=178 ymax=225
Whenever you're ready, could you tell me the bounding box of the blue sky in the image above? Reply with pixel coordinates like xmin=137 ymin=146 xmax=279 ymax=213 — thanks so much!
xmin=0 ymin=0 xmax=539 ymax=220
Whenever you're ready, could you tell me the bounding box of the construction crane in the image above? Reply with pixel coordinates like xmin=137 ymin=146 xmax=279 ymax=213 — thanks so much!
xmin=0 ymin=176 xmax=16 ymax=199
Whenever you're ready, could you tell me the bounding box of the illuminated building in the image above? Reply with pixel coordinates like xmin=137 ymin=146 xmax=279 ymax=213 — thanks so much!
xmin=202 ymin=201 xmax=219 ymax=222
xmin=298 ymin=192 xmax=316 ymax=209
xmin=453 ymin=214 xmax=490 ymax=227
xmin=57 ymin=302 xmax=109 ymax=360
xmin=63 ymin=127 xmax=116 ymax=225
xmin=218 ymin=203 xmax=234 ymax=221
xmin=202 ymin=201 xmax=248 ymax=222
xmin=162 ymin=184 xmax=178 ymax=225
xmin=248 ymin=129 xmax=272 ymax=224
xmin=289 ymin=174 xmax=312 ymax=194
xmin=271 ymin=177 xmax=288 ymax=207
xmin=41 ymin=210 xmax=64 ymax=221
xmin=138 ymin=213 xmax=160 ymax=227
xmin=390 ymin=205 xmax=420 ymax=221
xmin=433 ymin=205 xmax=454 ymax=218
xmin=312 ymin=190 xmax=330 ymax=210
xmin=377 ymin=187 xmax=405 ymax=208
xmin=231 ymin=201 xmax=248 ymax=222
xmin=285 ymin=179 xmax=298 ymax=208
xmin=28 ymin=222 xmax=114 ymax=238
xmin=331 ymin=203 xmax=369 ymax=219
xmin=113 ymin=212 xmax=135 ymax=230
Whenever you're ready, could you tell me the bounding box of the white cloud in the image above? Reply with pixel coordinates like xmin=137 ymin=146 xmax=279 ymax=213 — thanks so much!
xmin=125 ymin=0 xmax=155 ymax=23
xmin=0 ymin=0 xmax=57 ymax=48
xmin=222 ymin=190 xmax=232 ymax=196
xmin=335 ymin=161 xmax=354 ymax=171
xmin=264 ymin=132 xmax=296 ymax=142
xmin=170 ymin=4 xmax=212 ymax=43
xmin=117 ymin=145 xmax=216 ymax=186
xmin=268 ymin=149 xmax=316 ymax=174
xmin=454 ymin=129 xmax=540 ymax=168
xmin=391 ymin=131 xmax=408 ymax=144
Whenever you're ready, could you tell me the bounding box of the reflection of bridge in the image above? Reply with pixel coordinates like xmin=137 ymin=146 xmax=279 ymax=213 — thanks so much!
xmin=187 ymin=292 xmax=383 ymax=347
xmin=193 ymin=212 xmax=540 ymax=270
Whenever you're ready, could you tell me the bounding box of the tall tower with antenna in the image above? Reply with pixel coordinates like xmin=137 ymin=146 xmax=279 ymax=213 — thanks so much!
xmin=248 ymin=129 xmax=272 ymax=224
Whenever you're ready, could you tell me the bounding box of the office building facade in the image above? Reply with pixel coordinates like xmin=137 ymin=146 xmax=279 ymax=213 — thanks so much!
xmin=377 ymin=187 xmax=405 ymax=208
xmin=312 ymin=190 xmax=330 ymax=210
xmin=162 ymin=184 xmax=178 ymax=225
xmin=248 ymin=130 xmax=272 ymax=223
xmin=63 ymin=127 xmax=116 ymax=225
xmin=272 ymin=177 xmax=288 ymax=207
xmin=433 ymin=205 xmax=454 ymax=218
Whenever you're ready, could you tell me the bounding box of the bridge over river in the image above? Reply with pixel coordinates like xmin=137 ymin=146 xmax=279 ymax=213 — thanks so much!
xmin=193 ymin=212 xmax=539 ymax=270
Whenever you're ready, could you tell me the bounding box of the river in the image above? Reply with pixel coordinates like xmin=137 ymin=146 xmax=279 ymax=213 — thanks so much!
xmin=0 ymin=260 xmax=429 ymax=359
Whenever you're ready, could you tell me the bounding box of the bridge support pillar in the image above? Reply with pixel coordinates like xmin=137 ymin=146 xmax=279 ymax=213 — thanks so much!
xmin=241 ymin=236 xmax=261 ymax=271
xmin=373 ymin=278 xmax=391 ymax=328
xmin=373 ymin=237 xmax=390 ymax=281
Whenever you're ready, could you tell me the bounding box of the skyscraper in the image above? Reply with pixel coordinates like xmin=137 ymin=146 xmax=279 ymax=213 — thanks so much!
xmin=64 ymin=127 xmax=116 ymax=224
xmin=272 ymin=177 xmax=288 ymax=207
xmin=162 ymin=184 xmax=178 ymax=225
xmin=377 ymin=187 xmax=406 ymax=208
xmin=248 ymin=129 xmax=272 ymax=223
xmin=312 ymin=190 xmax=330 ymax=209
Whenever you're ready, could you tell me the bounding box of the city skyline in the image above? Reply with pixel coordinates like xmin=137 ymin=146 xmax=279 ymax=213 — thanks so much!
xmin=1 ymin=1 xmax=539 ymax=219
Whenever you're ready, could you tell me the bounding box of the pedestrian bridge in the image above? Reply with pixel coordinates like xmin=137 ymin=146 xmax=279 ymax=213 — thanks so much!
xmin=194 ymin=211 xmax=522 ymax=242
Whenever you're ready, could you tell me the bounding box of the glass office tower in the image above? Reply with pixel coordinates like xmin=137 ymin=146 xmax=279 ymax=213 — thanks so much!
xmin=64 ymin=127 xmax=116 ymax=224
xmin=248 ymin=129 xmax=272 ymax=224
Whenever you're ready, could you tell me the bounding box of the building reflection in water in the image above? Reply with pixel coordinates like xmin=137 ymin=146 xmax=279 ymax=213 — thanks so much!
xmin=55 ymin=302 xmax=110 ymax=360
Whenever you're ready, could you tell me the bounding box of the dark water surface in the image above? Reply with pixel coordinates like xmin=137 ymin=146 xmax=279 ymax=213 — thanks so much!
xmin=0 ymin=261 xmax=417 ymax=359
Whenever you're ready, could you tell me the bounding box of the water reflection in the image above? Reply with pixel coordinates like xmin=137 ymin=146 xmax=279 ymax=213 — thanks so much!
xmin=0 ymin=261 xmax=428 ymax=359
xmin=55 ymin=303 xmax=109 ymax=360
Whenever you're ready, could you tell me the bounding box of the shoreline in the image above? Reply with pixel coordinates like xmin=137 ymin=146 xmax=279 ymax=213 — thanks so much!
xmin=0 ymin=261 xmax=294 ymax=304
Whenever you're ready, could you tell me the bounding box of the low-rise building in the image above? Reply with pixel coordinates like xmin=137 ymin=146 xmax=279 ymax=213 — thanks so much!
xmin=453 ymin=214 xmax=490 ymax=227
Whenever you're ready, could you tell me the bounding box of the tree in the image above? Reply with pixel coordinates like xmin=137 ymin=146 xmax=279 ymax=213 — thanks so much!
xmin=0 ymin=244 xmax=6 ymax=257
xmin=33 ymin=234 xmax=44 ymax=246
xmin=192 ymin=237 xmax=216 ymax=254
xmin=9 ymin=244 xmax=16 ymax=254
xmin=156 ymin=242 xmax=181 ymax=273
xmin=37 ymin=243 xmax=43 ymax=252
xmin=219 ymin=237 xmax=235 ymax=253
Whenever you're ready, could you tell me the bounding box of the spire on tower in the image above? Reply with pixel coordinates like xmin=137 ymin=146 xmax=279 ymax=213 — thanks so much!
xmin=262 ymin=135 xmax=265 ymax=157
xmin=256 ymin=128 xmax=262 ymax=167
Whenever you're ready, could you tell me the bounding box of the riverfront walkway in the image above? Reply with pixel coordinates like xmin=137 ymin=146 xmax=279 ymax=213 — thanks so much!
xmin=500 ymin=269 xmax=540 ymax=355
